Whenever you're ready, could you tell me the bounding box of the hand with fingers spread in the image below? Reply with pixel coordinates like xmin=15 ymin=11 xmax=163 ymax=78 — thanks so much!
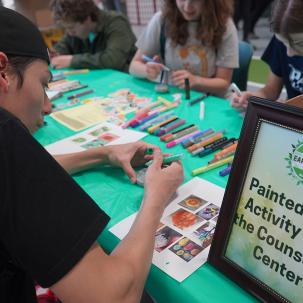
xmin=143 ymin=149 xmax=184 ymax=210
xmin=171 ymin=70 xmax=198 ymax=89
xmin=231 ymin=91 xmax=254 ymax=111
xmin=104 ymin=141 xmax=157 ymax=183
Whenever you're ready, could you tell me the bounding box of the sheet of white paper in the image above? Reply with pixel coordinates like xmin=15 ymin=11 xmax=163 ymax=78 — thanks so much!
xmin=45 ymin=122 xmax=147 ymax=154
xmin=110 ymin=177 xmax=225 ymax=282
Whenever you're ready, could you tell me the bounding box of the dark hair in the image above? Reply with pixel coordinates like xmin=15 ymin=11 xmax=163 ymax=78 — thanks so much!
xmin=50 ymin=0 xmax=99 ymax=23
xmin=271 ymin=0 xmax=303 ymax=47
xmin=162 ymin=0 xmax=233 ymax=48
xmin=6 ymin=56 xmax=37 ymax=88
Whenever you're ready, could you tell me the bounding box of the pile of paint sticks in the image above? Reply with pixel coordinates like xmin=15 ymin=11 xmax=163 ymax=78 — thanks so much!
xmin=124 ymin=100 xmax=238 ymax=177
xmin=121 ymin=97 xmax=179 ymax=129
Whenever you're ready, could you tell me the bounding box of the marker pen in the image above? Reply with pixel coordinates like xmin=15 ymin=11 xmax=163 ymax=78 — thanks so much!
xmin=188 ymin=94 xmax=207 ymax=106
xmin=122 ymin=111 xmax=149 ymax=129
xmin=187 ymin=132 xmax=224 ymax=152
xmin=67 ymin=89 xmax=94 ymax=99
xmin=185 ymin=78 xmax=190 ymax=100
xmin=181 ymin=128 xmax=214 ymax=147
xmin=197 ymin=137 xmax=236 ymax=157
xmin=142 ymin=55 xmax=170 ymax=71
xmin=136 ymin=101 xmax=162 ymax=114
xmin=166 ymin=130 xmax=201 ymax=148
xmin=192 ymin=156 xmax=234 ymax=176
xmin=147 ymin=116 xmax=178 ymax=133
xmin=156 ymin=119 xmax=186 ymax=136
xmin=130 ymin=112 xmax=159 ymax=128
xmin=179 ymin=130 xmax=205 ymax=145
xmin=63 ymin=69 xmax=89 ymax=75
xmin=139 ymin=111 xmax=175 ymax=131
xmin=209 ymin=148 xmax=236 ymax=164
xmin=219 ymin=165 xmax=232 ymax=177
xmin=165 ymin=126 xmax=198 ymax=143
xmin=160 ymin=124 xmax=194 ymax=141
xmin=146 ymin=153 xmax=184 ymax=166
xmin=214 ymin=142 xmax=238 ymax=160
xmin=198 ymin=137 xmax=229 ymax=157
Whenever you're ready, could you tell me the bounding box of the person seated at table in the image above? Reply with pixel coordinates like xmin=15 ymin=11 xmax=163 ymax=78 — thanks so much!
xmin=129 ymin=0 xmax=239 ymax=97
xmin=49 ymin=0 xmax=137 ymax=72
xmin=0 ymin=6 xmax=183 ymax=303
xmin=231 ymin=0 xmax=303 ymax=111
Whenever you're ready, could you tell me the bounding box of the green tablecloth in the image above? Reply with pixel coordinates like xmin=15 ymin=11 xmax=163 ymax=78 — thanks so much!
xmin=35 ymin=69 xmax=257 ymax=303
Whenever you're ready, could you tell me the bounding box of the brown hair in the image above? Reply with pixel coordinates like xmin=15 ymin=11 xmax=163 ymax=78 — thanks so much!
xmin=50 ymin=0 xmax=99 ymax=23
xmin=7 ymin=56 xmax=37 ymax=88
xmin=271 ymin=0 xmax=303 ymax=46
xmin=162 ymin=0 xmax=234 ymax=48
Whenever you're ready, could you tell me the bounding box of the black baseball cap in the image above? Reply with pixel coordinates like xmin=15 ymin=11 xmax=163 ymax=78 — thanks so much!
xmin=0 ymin=6 xmax=50 ymax=63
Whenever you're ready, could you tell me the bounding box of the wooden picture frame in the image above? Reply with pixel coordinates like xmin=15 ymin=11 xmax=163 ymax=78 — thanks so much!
xmin=208 ymin=97 xmax=303 ymax=303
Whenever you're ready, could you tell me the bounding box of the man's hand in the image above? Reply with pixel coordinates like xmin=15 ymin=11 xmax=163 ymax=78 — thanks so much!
xmin=144 ymin=149 xmax=184 ymax=209
xmin=51 ymin=55 xmax=73 ymax=69
xmin=104 ymin=141 xmax=157 ymax=183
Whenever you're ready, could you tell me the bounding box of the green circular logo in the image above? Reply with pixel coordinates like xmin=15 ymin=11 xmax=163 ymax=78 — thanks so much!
xmin=286 ymin=141 xmax=303 ymax=185
xmin=291 ymin=144 xmax=303 ymax=180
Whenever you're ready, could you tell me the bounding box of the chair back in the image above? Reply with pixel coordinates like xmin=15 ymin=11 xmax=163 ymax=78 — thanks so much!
xmin=232 ymin=41 xmax=253 ymax=91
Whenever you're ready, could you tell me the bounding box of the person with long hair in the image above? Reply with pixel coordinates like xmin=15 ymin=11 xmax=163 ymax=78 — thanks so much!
xmin=232 ymin=0 xmax=303 ymax=111
xmin=129 ymin=0 xmax=239 ymax=97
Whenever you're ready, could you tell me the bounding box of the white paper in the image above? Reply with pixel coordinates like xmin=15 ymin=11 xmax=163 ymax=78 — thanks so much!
xmin=45 ymin=122 xmax=147 ymax=154
xmin=110 ymin=177 xmax=225 ymax=282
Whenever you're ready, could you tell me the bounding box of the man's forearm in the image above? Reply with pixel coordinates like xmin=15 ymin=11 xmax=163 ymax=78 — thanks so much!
xmin=111 ymin=198 xmax=165 ymax=301
xmin=53 ymin=147 xmax=109 ymax=174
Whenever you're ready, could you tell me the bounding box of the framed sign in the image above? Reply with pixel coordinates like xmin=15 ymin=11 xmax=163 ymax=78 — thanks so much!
xmin=208 ymin=97 xmax=303 ymax=303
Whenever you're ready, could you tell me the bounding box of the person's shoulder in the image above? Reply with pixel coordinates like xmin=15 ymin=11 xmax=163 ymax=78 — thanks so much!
xmin=150 ymin=11 xmax=163 ymax=24
xmin=0 ymin=108 xmax=23 ymax=129
xmin=101 ymin=10 xmax=128 ymax=24
xmin=225 ymin=17 xmax=237 ymax=32
xmin=271 ymin=35 xmax=284 ymax=48
xmin=266 ymin=35 xmax=286 ymax=53
xmin=98 ymin=10 xmax=132 ymax=32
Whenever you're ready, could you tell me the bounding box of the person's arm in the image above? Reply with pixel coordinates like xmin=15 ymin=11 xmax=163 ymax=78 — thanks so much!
xmin=53 ymin=148 xmax=109 ymax=175
xmin=231 ymin=71 xmax=283 ymax=110
xmin=51 ymin=150 xmax=184 ymax=303
xmin=51 ymin=36 xmax=74 ymax=69
xmin=71 ymin=17 xmax=136 ymax=70
xmin=129 ymin=49 xmax=164 ymax=81
xmin=53 ymin=141 xmax=156 ymax=183
xmin=53 ymin=35 xmax=73 ymax=55
xmin=171 ymin=66 xmax=233 ymax=97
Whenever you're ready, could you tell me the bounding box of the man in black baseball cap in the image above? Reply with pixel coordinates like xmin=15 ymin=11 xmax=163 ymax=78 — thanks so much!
xmin=0 ymin=6 xmax=183 ymax=303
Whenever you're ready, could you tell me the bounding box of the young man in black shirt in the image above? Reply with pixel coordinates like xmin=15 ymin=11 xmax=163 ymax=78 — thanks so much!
xmin=0 ymin=6 xmax=183 ymax=303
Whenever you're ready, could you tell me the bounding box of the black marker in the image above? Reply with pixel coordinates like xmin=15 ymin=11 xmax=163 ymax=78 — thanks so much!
xmin=185 ymin=78 xmax=190 ymax=100
xmin=188 ymin=94 xmax=207 ymax=106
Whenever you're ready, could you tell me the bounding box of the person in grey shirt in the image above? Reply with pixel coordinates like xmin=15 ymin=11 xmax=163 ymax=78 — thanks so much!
xmin=129 ymin=0 xmax=239 ymax=97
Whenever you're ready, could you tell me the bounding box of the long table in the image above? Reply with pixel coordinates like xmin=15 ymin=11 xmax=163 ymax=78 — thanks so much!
xmin=35 ymin=69 xmax=258 ymax=303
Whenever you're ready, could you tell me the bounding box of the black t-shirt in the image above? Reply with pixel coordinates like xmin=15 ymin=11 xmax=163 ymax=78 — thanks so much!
xmin=262 ymin=35 xmax=303 ymax=99
xmin=0 ymin=108 xmax=110 ymax=302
